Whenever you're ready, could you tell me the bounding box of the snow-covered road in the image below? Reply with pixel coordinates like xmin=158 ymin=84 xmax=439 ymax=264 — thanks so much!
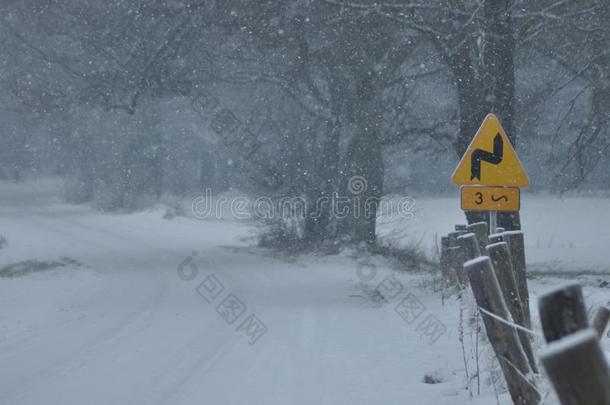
xmin=0 ymin=180 xmax=477 ymax=405
xmin=1 ymin=179 xmax=608 ymax=404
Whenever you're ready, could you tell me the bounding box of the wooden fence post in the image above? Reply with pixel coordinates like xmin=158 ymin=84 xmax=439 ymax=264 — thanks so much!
xmin=540 ymin=328 xmax=610 ymax=405
xmin=486 ymin=242 xmax=537 ymax=372
xmin=450 ymin=246 xmax=468 ymax=286
xmin=503 ymin=231 xmax=531 ymax=328
xmin=448 ymin=230 xmax=467 ymax=243
xmin=539 ymin=283 xmax=589 ymax=343
xmin=593 ymin=306 xmax=610 ymax=338
xmin=457 ymin=233 xmax=481 ymax=261
xmin=466 ymin=221 xmax=488 ymax=251
xmin=464 ymin=256 xmax=540 ymax=405
xmin=440 ymin=236 xmax=459 ymax=287
xmin=488 ymin=233 xmax=504 ymax=244
xmin=447 ymin=230 xmax=468 ymax=286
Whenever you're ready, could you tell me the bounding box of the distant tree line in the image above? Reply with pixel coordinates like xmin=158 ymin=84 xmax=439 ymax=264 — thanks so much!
xmin=0 ymin=0 xmax=608 ymax=247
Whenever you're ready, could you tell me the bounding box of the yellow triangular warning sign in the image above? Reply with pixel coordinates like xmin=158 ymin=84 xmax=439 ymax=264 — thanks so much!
xmin=451 ymin=114 xmax=529 ymax=186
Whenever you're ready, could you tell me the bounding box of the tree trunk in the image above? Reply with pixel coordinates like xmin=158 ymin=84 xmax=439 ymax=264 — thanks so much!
xmin=559 ymin=0 xmax=610 ymax=189
xmin=481 ymin=0 xmax=517 ymax=144
xmin=303 ymin=119 xmax=340 ymax=244
xmin=482 ymin=0 xmax=520 ymax=230
xmin=452 ymin=0 xmax=520 ymax=230
xmin=452 ymin=46 xmax=485 ymax=157
xmin=338 ymin=73 xmax=384 ymax=246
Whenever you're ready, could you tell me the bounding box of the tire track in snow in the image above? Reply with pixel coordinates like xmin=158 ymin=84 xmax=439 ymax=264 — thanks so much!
xmin=0 ymin=205 xmax=251 ymax=405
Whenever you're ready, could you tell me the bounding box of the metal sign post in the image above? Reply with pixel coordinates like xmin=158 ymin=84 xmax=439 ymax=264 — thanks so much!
xmin=489 ymin=211 xmax=497 ymax=234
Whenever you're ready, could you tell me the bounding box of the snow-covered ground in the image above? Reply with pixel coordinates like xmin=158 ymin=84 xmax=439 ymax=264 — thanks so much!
xmin=0 ymin=179 xmax=608 ymax=405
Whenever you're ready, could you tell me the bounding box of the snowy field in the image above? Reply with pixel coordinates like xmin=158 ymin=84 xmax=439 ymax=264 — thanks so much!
xmin=1 ymin=179 xmax=609 ymax=405
xmin=379 ymin=192 xmax=610 ymax=274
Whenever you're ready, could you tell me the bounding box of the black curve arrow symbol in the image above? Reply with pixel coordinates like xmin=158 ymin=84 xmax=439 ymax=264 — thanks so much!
xmin=491 ymin=194 xmax=508 ymax=202
xmin=471 ymin=133 xmax=503 ymax=180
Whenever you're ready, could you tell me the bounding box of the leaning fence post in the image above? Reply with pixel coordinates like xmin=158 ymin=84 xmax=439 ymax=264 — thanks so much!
xmin=447 ymin=230 xmax=468 ymax=286
xmin=486 ymin=242 xmax=537 ymax=372
xmin=539 ymin=282 xmax=590 ymax=343
xmin=450 ymin=246 xmax=468 ymax=286
xmin=457 ymin=232 xmax=481 ymax=261
xmin=466 ymin=221 xmax=488 ymax=251
xmin=593 ymin=306 xmax=610 ymax=338
xmin=540 ymin=328 xmax=610 ymax=405
xmin=464 ymin=256 xmax=540 ymax=405
xmin=488 ymin=233 xmax=504 ymax=244
xmin=503 ymin=231 xmax=531 ymax=328
xmin=440 ymin=236 xmax=460 ymax=287
xmin=448 ymin=230 xmax=467 ymax=243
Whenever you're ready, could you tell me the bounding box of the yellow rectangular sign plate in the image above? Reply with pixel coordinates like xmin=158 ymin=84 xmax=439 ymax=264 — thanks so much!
xmin=461 ymin=186 xmax=520 ymax=212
